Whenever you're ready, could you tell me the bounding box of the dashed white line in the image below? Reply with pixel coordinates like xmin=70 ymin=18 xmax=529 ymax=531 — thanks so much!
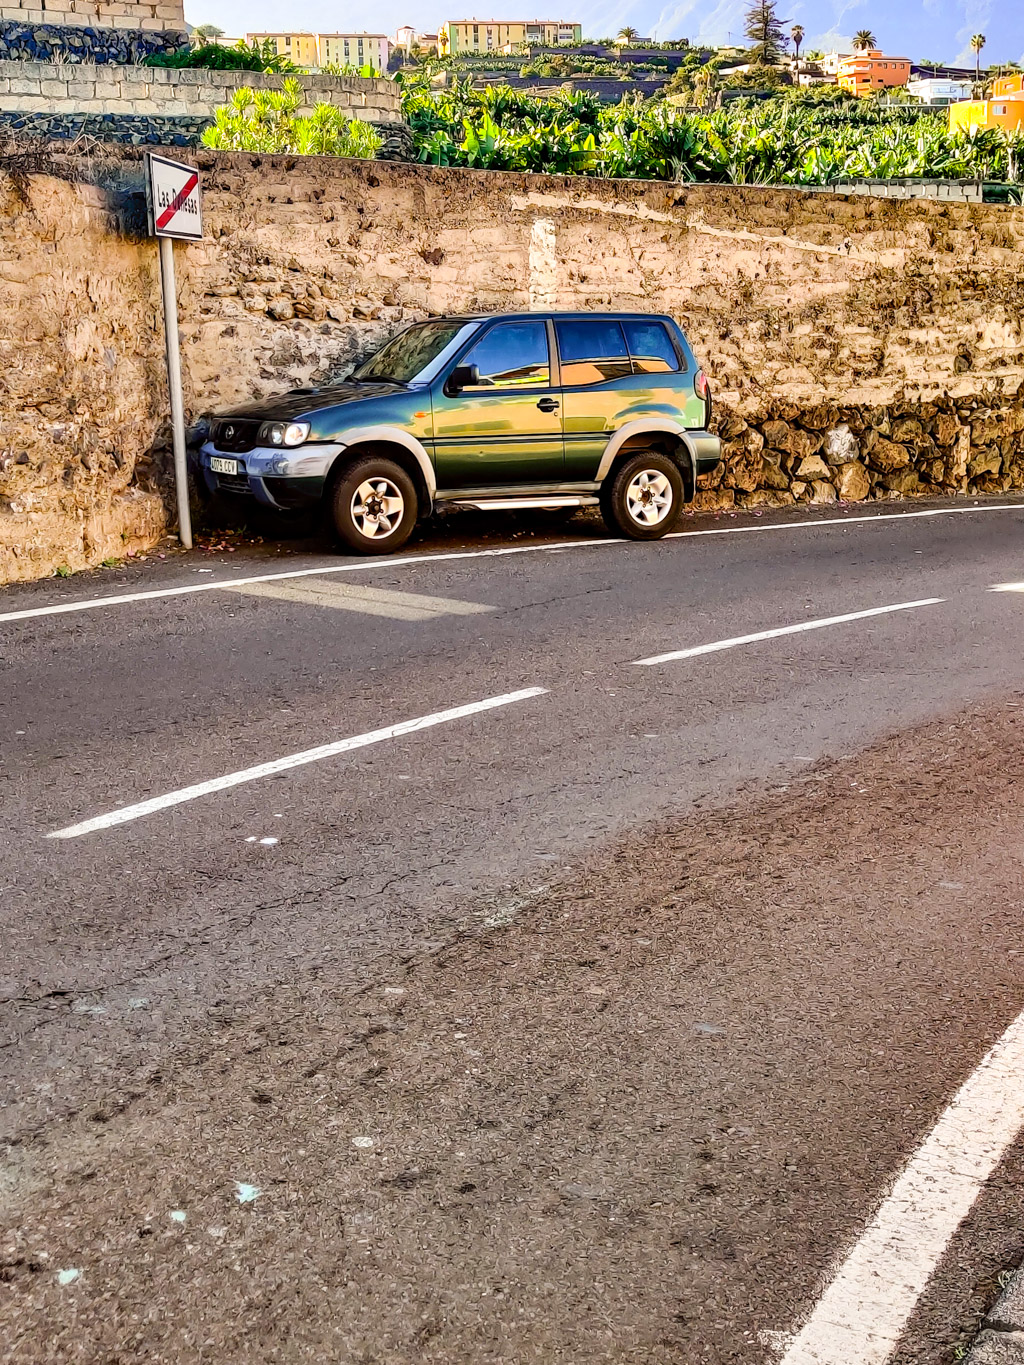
xmin=776 ymin=1005 xmax=1024 ymax=1365
xmin=632 ymin=599 xmax=944 ymax=666
xmin=1 ymin=503 xmax=1019 ymax=626
xmin=47 ymin=687 xmax=547 ymax=839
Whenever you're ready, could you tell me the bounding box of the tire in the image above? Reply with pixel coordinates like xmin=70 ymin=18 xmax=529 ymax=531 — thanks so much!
xmin=600 ymin=452 xmax=685 ymax=540
xmin=329 ymin=456 xmax=418 ymax=554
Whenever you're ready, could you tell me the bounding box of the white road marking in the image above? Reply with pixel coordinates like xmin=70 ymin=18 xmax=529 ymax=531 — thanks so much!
xmin=776 ymin=1006 xmax=1024 ymax=1365
xmin=47 ymin=687 xmax=546 ymax=839
xmin=223 ymin=578 xmax=492 ymax=620
xmin=0 ymin=503 xmax=1019 ymax=626
xmin=991 ymin=581 xmax=1024 ymax=593
xmin=632 ymin=599 xmax=944 ymax=666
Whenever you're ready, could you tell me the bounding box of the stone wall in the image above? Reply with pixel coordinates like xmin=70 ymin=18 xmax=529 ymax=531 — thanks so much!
xmin=0 ymin=18 xmax=184 ymax=61
xmin=0 ymin=0 xmax=184 ymax=32
xmin=1 ymin=150 xmax=1023 ymax=582
xmin=0 ymin=61 xmax=402 ymax=121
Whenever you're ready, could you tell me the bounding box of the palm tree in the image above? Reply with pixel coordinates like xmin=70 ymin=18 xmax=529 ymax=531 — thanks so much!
xmin=790 ymin=23 xmax=804 ymax=64
xmin=970 ymin=33 xmax=986 ymax=80
xmin=853 ymin=30 xmax=877 ymax=52
xmin=617 ymin=26 xmax=641 ymax=44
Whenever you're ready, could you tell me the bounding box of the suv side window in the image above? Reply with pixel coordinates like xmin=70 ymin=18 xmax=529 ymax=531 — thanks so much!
xmin=458 ymin=321 xmax=551 ymax=389
xmin=555 ymin=319 xmax=632 ymax=387
xmin=623 ymin=319 xmax=682 ymax=375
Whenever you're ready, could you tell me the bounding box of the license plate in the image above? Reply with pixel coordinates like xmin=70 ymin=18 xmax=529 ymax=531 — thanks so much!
xmin=210 ymin=456 xmax=238 ymax=475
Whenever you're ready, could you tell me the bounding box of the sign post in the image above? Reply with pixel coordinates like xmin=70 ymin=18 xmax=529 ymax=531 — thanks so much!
xmin=146 ymin=154 xmax=203 ymax=551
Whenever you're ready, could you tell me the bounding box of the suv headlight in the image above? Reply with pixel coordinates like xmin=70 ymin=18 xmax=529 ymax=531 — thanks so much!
xmin=259 ymin=421 xmax=310 ymax=448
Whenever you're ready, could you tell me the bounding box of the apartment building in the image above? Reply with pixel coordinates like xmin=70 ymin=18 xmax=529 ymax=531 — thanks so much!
xmin=318 ymin=33 xmax=390 ymax=71
xmin=246 ymin=30 xmax=319 ymax=64
xmin=245 ymin=31 xmax=390 ymax=70
xmin=837 ymin=50 xmax=911 ymax=96
xmin=438 ymin=18 xmax=581 ymax=55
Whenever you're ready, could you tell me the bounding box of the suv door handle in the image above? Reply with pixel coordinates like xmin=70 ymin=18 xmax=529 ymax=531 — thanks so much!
xmin=536 ymin=397 xmax=560 ymax=412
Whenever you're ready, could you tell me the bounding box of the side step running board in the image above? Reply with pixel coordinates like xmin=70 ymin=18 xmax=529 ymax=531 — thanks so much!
xmin=448 ymin=495 xmax=600 ymax=512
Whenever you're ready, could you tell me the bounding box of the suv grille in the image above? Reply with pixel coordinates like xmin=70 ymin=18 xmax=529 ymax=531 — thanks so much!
xmin=212 ymin=419 xmax=260 ymax=453
xmin=217 ymin=469 xmax=252 ymax=496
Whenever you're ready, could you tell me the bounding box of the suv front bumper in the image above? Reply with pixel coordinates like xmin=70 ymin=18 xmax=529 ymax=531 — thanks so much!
xmin=196 ymin=441 xmax=342 ymax=511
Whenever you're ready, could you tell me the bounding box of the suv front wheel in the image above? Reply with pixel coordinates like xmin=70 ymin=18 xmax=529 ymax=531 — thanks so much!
xmin=601 ymin=452 xmax=684 ymax=540
xmin=330 ymin=455 xmax=418 ymax=554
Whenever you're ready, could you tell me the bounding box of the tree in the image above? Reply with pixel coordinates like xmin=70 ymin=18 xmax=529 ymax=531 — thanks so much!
xmin=193 ymin=22 xmax=224 ymax=40
xmin=790 ymin=23 xmax=804 ymax=63
xmin=970 ymin=33 xmax=986 ymax=79
xmin=617 ymin=26 xmax=641 ymax=44
xmin=853 ymin=30 xmax=877 ymax=51
xmin=745 ymin=1 xmax=788 ymax=64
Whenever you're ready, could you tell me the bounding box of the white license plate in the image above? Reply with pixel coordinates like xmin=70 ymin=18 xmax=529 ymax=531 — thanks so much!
xmin=210 ymin=456 xmax=238 ymax=475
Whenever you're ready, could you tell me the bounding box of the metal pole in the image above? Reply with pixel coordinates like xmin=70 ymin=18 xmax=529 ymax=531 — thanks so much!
xmin=158 ymin=234 xmax=193 ymax=550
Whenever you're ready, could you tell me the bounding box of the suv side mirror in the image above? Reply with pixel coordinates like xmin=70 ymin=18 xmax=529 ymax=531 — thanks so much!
xmin=447 ymin=363 xmax=480 ymax=394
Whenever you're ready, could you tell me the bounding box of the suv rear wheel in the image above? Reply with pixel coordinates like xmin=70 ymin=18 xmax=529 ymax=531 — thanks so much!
xmin=330 ymin=456 xmax=418 ymax=554
xmin=601 ymin=452 xmax=684 ymax=540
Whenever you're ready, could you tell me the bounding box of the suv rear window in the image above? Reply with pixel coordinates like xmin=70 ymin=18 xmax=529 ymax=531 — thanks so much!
xmin=622 ymin=319 xmax=682 ymax=375
xmin=555 ymin=319 xmax=632 ymax=386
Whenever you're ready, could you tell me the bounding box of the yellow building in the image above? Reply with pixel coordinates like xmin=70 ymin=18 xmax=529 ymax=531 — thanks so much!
xmin=246 ymin=31 xmax=319 ymax=65
xmin=438 ymin=18 xmax=581 ymax=55
xmin=948 ymin=93 xmax=1024 ymax=134
xmin=837 ymin=50 xmax=911 ymax=97
xmin=245 ymin=31 xmax=390 ymax=70
xmin=317 ymin=33 xmax=390 ymax=72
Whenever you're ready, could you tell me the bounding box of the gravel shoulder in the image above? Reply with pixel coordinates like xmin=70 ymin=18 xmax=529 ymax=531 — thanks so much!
xmin=4 ymin=699 xmax=1024 ymax=1363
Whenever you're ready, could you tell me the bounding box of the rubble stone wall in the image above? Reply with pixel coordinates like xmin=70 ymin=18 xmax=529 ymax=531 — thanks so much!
xmin=1 ymin=150 xmax=1022 ymax=582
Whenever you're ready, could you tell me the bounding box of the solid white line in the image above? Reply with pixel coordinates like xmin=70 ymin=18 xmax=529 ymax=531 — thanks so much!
xmin=778 ymin=1005 xmax=1024 ymax=1365
xmin=47 ymin=687 xmax=547 ymax=839
xmin=1 ymin=503 xmax=1020 ymax=626
xmin=991 ymin=581 xmax=1024 ymax=593
xmin=633 ymin=599 xmax=944 ymax=666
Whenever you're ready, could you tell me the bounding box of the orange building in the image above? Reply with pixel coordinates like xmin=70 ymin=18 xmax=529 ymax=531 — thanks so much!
xmin=837 ymin=50 xmax=911 ymax=96
xmin=992 ymin=72 xmax=1024 ymax=96
xmin=948 ymin=92 xmax=1024 ymax=134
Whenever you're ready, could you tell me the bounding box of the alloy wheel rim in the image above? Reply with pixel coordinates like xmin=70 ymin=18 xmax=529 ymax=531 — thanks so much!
xmin=351 ymin=478 xmax=404 ymax=539
xmin=625 ymin=470 xmax=673 ymax=526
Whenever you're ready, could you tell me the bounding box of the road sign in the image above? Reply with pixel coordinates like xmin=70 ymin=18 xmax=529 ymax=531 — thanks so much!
xmin=146 ymin=153 xmax=202 ymax=242
xmin=145 ymin=153 xmax=201 ymax=550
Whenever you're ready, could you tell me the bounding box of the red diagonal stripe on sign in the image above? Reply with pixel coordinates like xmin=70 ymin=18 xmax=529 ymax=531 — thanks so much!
xmin=156 ymin=172 xmax=199 ymax=230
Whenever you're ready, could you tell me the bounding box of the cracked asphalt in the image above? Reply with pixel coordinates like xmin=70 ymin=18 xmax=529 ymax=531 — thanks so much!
xmin=2 ymin=499 xmax=1024 ymax=1363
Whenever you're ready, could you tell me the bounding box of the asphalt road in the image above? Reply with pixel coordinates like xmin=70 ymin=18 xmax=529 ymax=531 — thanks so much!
xmin=3 ymin=498 xmax=1024 ymax=1363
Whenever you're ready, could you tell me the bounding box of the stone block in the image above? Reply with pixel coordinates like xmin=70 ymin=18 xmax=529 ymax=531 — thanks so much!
xmin=119 ymin=81 xmax=152 ymax=100
xmin=7 ymin=77 xmax=44 ymax=95
xmin=825 ymin=423 xmax=859 ymax=465
xmin=65 ymin=80 xmax=97 ymax=100
xmin=809 ymin=479 xmax=837 ymax=503
xmin=965 ymin=1329 xmax=1024 ymax=1364
xmin=869 ymin=438 xmax=911 ymax=474
xmin=39 ymin=79 xmax=69 ymax=97
xmin=793 ymin=454 xmax=830 ymax=482
xmin=968 ymin=450 xmax=1002 ymax=478
xmin=836 ymin=460 xmax=870 ymax=501
xmin=987 ymin=1268 xmax=1024 ymax=1331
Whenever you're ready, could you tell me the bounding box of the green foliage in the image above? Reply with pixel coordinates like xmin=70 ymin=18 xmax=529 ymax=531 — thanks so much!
xmin=202 ymin=80 xmax=381 ymax=156
xmin=145 ymin=38 xmax=299 ymax=71
xmin=398 ymin=71 xmax=1024 ymax=186
xmin=320 ymin=61 xmax=377 ymax=78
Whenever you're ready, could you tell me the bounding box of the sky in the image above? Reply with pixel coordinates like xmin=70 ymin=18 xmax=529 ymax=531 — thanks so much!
xmin=187 ymin=0 xmax=1024 ymax=67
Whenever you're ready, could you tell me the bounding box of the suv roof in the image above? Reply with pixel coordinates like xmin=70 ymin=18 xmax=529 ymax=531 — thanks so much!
xmin=438 ymin=311 xmax=679 ymax=324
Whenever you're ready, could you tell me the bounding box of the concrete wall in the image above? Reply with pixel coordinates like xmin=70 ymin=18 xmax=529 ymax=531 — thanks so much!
xmin=0 ymin=61 xmax=402 ymax=120
xmin=0 ymin=0 xmax=183 ymax=31
xmin=1 ymin=150 xmax=1023 ymax=582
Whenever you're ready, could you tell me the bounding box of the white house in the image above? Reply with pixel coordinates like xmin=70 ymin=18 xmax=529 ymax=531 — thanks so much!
xmin=907 ymin=76 xmax=973 ymax=105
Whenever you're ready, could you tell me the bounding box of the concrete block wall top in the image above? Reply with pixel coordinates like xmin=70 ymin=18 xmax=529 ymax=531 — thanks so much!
xmin=0 ymin=0 xmax=185 ymax=28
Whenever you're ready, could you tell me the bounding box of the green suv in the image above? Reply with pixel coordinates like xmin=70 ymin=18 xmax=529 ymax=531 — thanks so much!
xmin=198 ymin=312 xmax=720 ymax=553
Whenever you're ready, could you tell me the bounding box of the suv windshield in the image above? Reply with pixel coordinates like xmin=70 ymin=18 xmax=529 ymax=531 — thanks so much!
xmin=354 ymin=321 xmax=471 ymax=385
